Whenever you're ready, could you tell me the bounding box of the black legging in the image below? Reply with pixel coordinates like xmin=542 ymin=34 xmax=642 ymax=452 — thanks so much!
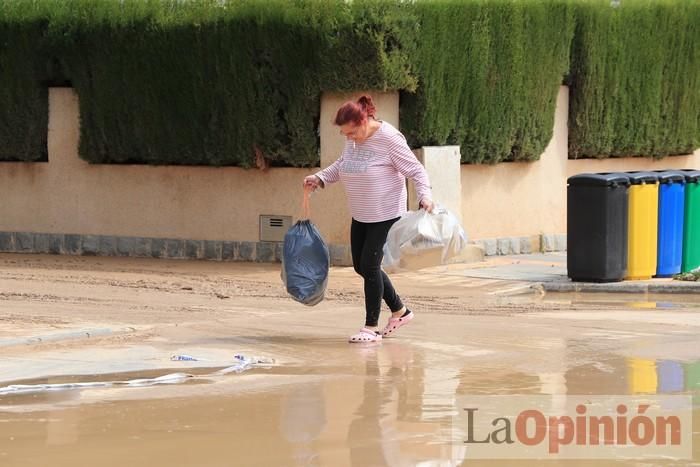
xmin=351 ymin=217 xmax=404 ymax=327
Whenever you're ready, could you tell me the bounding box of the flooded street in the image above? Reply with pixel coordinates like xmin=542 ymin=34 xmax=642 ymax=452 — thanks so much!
xmin=0 ymin=254 xmax=698 ymax=466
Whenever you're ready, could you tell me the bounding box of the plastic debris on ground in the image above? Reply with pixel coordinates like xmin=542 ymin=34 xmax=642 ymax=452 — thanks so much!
xmin=170 ymin=354 xmax=208 ymax=361
xmin=0 ymin=354 xmax=275 ymax=396
xmin=673 ymin=266 xmax=700 ymax=282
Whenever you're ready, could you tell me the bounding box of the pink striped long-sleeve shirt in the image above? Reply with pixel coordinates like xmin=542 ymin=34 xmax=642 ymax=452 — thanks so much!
xmin=315 ymin=121 xmax=432 ymax=223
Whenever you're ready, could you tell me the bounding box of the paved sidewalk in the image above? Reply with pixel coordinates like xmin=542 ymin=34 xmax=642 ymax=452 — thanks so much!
xmin=454 ymin=252 xmax=700 ymax=294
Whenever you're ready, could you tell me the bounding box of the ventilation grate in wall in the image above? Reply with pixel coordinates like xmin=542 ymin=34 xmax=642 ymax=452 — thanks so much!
xmin=259 ymin=215 xmax=292 ymax=242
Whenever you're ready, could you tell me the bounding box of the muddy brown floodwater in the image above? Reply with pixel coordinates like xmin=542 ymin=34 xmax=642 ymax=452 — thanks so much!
xmin=1 ymin=254 xmax=698 ymax=466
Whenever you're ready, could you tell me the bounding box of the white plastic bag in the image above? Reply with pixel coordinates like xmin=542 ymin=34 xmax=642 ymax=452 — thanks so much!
xmin=382 ymin=205 xmax=468 ymax=272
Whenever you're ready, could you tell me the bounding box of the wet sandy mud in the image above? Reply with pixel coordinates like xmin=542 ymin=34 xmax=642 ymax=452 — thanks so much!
xmin=1 ymin=254 xmax=698 ymax=465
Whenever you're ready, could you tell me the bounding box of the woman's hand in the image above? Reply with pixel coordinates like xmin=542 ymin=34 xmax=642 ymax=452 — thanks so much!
xmin=419 ymin=198 xmax=434 ymax=213
xmin=303 ymin=175 xmax=322 ymax=191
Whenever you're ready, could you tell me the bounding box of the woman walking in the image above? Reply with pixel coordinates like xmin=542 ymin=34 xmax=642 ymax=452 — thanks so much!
xmin=303 ymin=95 xmax=433 ymax=343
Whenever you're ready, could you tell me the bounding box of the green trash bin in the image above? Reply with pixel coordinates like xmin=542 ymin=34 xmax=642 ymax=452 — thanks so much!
xmin=681 ymin=170 xmax=700 ymax=273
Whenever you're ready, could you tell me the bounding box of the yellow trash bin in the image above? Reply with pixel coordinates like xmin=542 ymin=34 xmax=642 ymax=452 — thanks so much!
xmin=626 ymin=172 xmax=659 ymax=280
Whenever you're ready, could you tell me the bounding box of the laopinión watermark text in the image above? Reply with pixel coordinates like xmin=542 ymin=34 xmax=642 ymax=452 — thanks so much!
xmin=453 ymin=395 xmax=692 ymax=459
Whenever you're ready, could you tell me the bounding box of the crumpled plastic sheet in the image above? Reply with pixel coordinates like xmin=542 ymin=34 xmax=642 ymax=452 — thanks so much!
xmin=383 ymin=205 xmax=468 ymax=272
xmin=0 ymin=355 xmax=274 ymax=396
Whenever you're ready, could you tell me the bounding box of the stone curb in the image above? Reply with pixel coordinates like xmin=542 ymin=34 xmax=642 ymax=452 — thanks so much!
xmin=539 ymin=280 xmax=700 ymax=294
xmin=2 ymin=231 xmax=567 ymax=265
xmin=0 ymin=231 xmax=355 ymax=266
xmin=475 ymin=234 xmax=566 ymax=256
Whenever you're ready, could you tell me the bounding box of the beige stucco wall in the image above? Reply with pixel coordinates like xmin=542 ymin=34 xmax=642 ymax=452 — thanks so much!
xmin=460 ymin=86 xmax=700 ymax=240
xmin=0 ymin=89 xmax=308 ymax=243
xmin=567 ymin=152 xmax=700 ymax=176
xmin=0 ymin=89 xmax=399 ymax=248
xmin=461 ymin=86 xmax=570 ymax=239
xmin=1 ymin=87 xmax=698 ymax=250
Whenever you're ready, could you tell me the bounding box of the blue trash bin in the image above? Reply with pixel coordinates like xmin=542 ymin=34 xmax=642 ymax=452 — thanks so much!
xmin=655 ymin=171 xmax=686 ymax=277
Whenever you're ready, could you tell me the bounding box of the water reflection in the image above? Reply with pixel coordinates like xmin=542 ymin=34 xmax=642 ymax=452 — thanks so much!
xmin=627 ymin=358 xmax=658 ymax=394
xmin=541 ymin=292 xmax=700 ymax=311
xmin=348 ymin=347 xmax=389 ymax=466
xmin=1 ymin=340 xmax=699 ymax=466
xmin=340 ymin=345 xmax=700 ymax=465
xmin=279 ymin=384 xmax=325 ymax=465
xmin=658 ymin=360 xmax=685 ymax=393
xmin=563 ymin=354 xmax=699 ymax=397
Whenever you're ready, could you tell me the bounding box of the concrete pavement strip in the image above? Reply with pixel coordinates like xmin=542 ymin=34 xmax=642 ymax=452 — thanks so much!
xmin=455 ymin=253 xmax=700 ymax=294
xmin=541 ymin=279 xmax=700 ymax=294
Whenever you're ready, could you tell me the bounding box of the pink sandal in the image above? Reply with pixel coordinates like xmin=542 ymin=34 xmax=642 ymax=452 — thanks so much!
xmin=349 ymin=328 xmax=382 ymax=343
xmin=382 ymin=310 xmax=414 ymax=337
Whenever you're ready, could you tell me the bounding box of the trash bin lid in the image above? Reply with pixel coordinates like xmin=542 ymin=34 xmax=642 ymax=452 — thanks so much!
xmin=627 ymin=171 xmax=658 ymax=184
xmin=567 ymin=173 xmax=630 ymax=187
xmin=679 ymin=169 xmax=700 ymax=183
xmin=654 ymin=170 xmax=686 ymax=184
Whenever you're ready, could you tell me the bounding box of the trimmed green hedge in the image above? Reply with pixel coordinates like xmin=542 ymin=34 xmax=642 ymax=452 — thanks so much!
xmin=53 ymin=0 xmax=418 ymax=166
xmin=569 ymin=0 xmax=700 ymax=159
xmin=400 ymin=0 xmax=574 ymax=163
xmin=1 ymin=0 xmax=698 ymax=166
xmin=1 ymin=0 xmax=415 ymax=166
xmin=0 ymin=2 xmax=49 ymax=162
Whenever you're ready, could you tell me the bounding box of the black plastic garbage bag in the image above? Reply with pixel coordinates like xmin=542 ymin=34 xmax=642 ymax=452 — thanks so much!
xmin=281 ymin=220 xmax=330 ymax=306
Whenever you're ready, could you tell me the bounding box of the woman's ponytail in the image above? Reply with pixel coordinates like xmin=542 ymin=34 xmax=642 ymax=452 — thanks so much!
xmin=357 ymin=95 xmax=376 ymax=119
xmin=334 ymin=94 xmax=377 ymax=125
